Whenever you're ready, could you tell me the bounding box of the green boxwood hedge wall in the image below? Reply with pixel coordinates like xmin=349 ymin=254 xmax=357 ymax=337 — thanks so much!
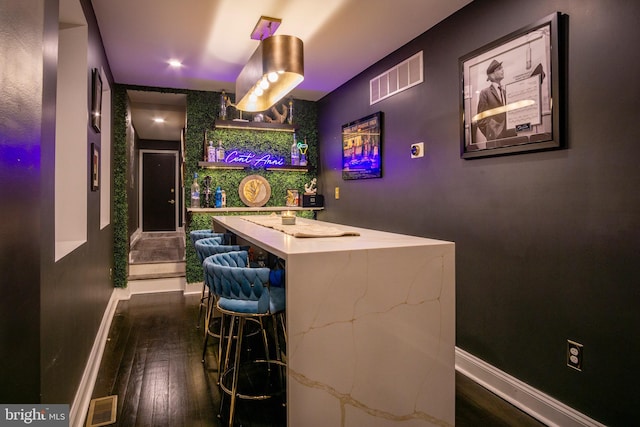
xmin=111 ymin=84 xmax=318 ymax=286
xmin=185 ymin=95 xmax=318 ymax=283
xmin=112 ymin=85 xmax=129 ymax=287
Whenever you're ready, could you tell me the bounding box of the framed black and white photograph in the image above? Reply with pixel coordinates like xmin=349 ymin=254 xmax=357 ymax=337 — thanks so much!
xmin=342 ymin=112 xmax=382 ymax=180
xmin=91 ymin=68 xmax=102 ymax=133
xmin=91 ymin=143 xmax=100 ymax=191
xmin=459 ymin=12 xmax=563 ymax=159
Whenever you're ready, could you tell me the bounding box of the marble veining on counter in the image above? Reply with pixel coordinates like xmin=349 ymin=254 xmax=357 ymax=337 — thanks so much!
xmin=212 ymin=216 xmax=455 ymax=426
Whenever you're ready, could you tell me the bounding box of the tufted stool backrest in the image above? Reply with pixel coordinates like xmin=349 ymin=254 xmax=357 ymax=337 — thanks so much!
xmin=189 ymin=229 xmax=224 ymax=247
xmin=206 ymin=251 xmax=273 ymax=314
xmin=194 ymin=236 xmax=228 ymax=264
xmin=204 ymin=251 xmax=249 ymax=296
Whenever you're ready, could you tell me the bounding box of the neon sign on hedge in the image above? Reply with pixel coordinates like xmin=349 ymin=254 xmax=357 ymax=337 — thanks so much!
xmin=223 ymin=150 xmax=285 ymax=168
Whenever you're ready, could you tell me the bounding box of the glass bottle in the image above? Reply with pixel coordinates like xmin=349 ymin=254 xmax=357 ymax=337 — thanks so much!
xmin=215 ymin=186 xmax=223 ymax=208
xmin=207 ymin=141 xmax=216 ymax=162
xmin=190 ymin=173 xmax=200 ymax=208
xmin=216 ymin=140 xmax=225 ymax=163
xmin=291 ymin=134 xmax=299 ymax=166
xmin=220 ymin=90 xmax=227 ymax=120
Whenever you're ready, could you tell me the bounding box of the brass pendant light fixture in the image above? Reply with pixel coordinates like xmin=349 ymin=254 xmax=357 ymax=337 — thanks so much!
xmin=235 ymin=16 xmax=304 ymax=113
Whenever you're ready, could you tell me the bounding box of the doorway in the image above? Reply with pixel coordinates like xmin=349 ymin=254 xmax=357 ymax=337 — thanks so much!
xmin=140 ymin=150 xmax=178 ymax=232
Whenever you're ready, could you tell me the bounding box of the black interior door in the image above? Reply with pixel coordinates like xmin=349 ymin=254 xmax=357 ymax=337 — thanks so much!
xmin=142 ymin=152 xmax=176 ymax=231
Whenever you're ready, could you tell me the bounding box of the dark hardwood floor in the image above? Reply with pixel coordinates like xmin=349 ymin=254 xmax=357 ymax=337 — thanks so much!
xmin=90 ymin=292 xmax=546 ymax=427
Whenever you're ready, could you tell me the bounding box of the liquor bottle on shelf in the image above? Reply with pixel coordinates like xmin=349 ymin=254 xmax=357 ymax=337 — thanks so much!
xmin=291 ymin=133 xmax=299 ymax=166
xmin=190 ymin=173 xmax=200 ymax=208
xmin=220 ymin=90 xmax=227 ymax=120
xmin=216 ymin=140 xmax=225 ymax=163
xmin=207 ymin=141 xmax=216 ymax=162
xmin=215 ymin=186 xmax=223 ymax=208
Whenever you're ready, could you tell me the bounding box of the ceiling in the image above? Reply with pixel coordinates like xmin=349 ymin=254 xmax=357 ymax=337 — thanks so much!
xmin=91 ymin=0 xmax=472 ymax=140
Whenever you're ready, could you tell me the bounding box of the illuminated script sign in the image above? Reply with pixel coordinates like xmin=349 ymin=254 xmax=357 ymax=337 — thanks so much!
xmin=223 ymin=150 xmax=285 ymax=168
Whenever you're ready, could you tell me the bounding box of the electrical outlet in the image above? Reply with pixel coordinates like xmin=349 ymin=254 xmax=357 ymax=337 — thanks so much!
xmin=567 ymin=340 xmax=583 ymax=371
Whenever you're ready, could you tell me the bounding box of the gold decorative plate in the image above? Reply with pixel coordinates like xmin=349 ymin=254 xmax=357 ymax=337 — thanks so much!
xmin=238 ymin=175 xmax=271 ymax=207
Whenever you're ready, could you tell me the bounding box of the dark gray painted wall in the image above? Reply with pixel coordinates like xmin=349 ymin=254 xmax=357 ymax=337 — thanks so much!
xmin=1 ymin=0 xmax=114 ymax=405
xmin=317 ymin=0 xmax=640 ymax=425
xmin=0 ymin=0 xmax=50 ymax=403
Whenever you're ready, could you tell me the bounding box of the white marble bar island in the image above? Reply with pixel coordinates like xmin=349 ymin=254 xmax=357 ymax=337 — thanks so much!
xmin=212 ymin=215 xmax=455 ymax=427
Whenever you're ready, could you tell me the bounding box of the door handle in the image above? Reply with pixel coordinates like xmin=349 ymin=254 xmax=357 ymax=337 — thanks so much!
xmin=168 ymin=199 xmax=175 ymax=204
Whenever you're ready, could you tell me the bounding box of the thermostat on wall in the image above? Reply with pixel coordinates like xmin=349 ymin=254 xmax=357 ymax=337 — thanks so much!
xmin=411 ymin=142 xmax=424 ymax=158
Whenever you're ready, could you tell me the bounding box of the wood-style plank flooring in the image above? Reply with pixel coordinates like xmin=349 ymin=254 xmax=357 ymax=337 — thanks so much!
xmin=90 ymin=291 xmax=546 ymax=426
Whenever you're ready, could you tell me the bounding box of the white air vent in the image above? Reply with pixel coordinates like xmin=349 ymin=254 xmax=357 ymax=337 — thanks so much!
xmin=86 ymin=395 xmax=117 ymax=427
xmin=370 ymin=51 xmax=423 ymax=105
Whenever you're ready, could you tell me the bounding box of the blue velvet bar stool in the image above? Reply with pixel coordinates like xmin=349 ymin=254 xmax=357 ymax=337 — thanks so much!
xmin=196 ymin=240 xmax=252 ymax=364
xmin=206 ymin=251 xmax=286 ymax=427
xmin=189 ymin=229 xmax=219 ymax=247
xmin=192 ymin=233 xmax=224 ymax=328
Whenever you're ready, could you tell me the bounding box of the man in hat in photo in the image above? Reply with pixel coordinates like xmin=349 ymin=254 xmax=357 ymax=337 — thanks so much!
xmin=476 ymin=59 xmax=516 ymax=141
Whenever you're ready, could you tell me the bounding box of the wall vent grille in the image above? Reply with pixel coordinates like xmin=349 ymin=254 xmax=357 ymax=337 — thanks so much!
xmin=370 ymin=51 xmax=423 ymax=105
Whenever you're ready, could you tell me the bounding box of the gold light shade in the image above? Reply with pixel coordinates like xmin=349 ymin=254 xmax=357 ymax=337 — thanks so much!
xmin=235 ymin=35 xmax=304 ymax=112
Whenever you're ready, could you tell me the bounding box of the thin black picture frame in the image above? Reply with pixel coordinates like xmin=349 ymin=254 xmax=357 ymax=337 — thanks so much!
xmin=342 ymin=112 xmax=382 ymax=180
xmin=91 ymin=68 xmax=102 ymax=133
xmin=91 ymin=143 xmax=100 ymax=191
xmin=459 ymin=12 xmax=564 ymax=159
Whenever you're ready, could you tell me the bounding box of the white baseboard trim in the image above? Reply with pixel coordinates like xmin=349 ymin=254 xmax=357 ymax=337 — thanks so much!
xmin=69 ymin=288 xmax=120 ymax=427
xmin=184 ymin=281 xmax=203 ymax=295
xmin=455 ymin=347 xmax=606 ymax=427
xmin=130 ymin=228 xmax=142 ymax=245
xmin=128 ymin=228 xmax=142 ymax=263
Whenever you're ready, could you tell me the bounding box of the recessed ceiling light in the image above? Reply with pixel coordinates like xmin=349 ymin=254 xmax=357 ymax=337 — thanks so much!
xmin=153 ymin=118 xmax=166 ymax=123
xmin=168 ymin=59 xmax=182 ymax=68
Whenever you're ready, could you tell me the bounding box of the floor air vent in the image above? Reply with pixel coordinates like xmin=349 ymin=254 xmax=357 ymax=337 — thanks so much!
xmin=86 ymin=395 xmax=117 ymax=427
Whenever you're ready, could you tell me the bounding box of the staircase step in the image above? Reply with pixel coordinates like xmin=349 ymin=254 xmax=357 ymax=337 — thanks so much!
xmin=128 ymin=261 xmax=185 ymax=280
xmin=128 ymin=271 xmax=185 ymax=281
xmin=126 ymin=276 xmax=186 ymax=294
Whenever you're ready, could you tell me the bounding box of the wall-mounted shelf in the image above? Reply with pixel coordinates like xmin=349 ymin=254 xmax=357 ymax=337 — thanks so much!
xmin=198 ymin=161 xmax=245 ymax=170
xmin=188 ymin=206 xmax=323 ymax=213
xmin=186 ymin=205 xmax=323 ymax=228
xmin=198 ymin=161 xmax=308 ymax=172
xmin=214 ymin=119 xmax=296 ymax=133
xmin=185 ymin=206 xmax=324 ymax=229
xmin=265 ymin=165 xmax=308 ymax=172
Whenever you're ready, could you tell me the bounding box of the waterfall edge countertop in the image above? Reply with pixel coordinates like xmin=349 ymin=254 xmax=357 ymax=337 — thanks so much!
xmin=212 ymin=214 xmax=456 ymax=427
xmin=211 ymin=214 xmax=452 ymax=259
